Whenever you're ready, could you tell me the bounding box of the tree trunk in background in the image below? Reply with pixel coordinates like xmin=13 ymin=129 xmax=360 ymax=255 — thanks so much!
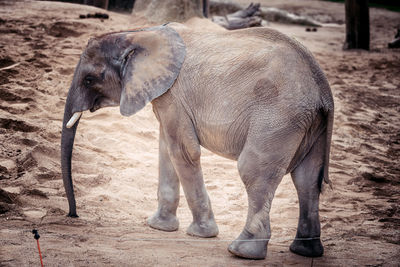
xmin=344 ymin=0 xmax=370 ymax=50
xmin=203 ymin=0 xmax=209 ymax=18
xmin=133 ymin=0 xmax=208 ymax=23
xmin=84 ymin=0 xmax=109 ymax=9
xmin=108 ymin=0 xmax=135 ymax=12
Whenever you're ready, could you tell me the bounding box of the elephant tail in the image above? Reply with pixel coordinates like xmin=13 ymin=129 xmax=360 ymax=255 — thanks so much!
xmin=322 ymin=107 xmax=334 ymax=190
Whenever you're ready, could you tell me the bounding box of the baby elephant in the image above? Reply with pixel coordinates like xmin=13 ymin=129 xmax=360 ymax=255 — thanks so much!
xmin=61 ymin=23 xmax=334 ymax=259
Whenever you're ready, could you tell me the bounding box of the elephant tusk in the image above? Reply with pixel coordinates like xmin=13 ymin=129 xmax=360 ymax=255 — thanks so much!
xmin=66 ymin=112 xmax=82 ymax=128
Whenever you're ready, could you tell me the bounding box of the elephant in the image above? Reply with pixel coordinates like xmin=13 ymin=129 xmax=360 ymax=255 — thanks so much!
xmin=61 ymin=22 xmax=334 ymax=260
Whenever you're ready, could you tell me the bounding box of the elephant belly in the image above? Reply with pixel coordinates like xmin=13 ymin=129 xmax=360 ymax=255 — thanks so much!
xmin=194 ymin=115 xmax=249 ymax=161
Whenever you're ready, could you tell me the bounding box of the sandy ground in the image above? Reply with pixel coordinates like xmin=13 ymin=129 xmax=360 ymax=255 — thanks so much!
xmin=0 ymin=0 xmax=399 ymax=266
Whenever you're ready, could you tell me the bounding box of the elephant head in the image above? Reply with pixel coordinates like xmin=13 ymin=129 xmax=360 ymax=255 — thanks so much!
xmin=61 ymin=25 xmax=186 ymax=217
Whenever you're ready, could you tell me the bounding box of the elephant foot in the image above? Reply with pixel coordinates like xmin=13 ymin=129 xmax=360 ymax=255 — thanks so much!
xmin=228 ymin=230 xmax=268 ymax=260
xmin=147 ymin=212 xmax=179 ymax=232
xmin=186 ymin=220 xmax=219 ymax=238
xmin=289 ymin=237 xmax=323 ymax=257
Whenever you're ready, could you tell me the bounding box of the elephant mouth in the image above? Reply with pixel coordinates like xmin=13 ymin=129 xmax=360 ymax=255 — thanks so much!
xmin=66 ymin=94 xmax=118 ymax=128
xmin=66 ymin=97 xmax=101 ymax=128
xmin=90 ymin=95 xmax=104 ymax=112
xmin=90 ymin=95 xmax=119 ymax=113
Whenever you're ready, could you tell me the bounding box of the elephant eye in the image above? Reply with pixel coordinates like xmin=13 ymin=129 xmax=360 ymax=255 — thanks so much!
xmin=84 ymin=75 xmax=96 ymax=87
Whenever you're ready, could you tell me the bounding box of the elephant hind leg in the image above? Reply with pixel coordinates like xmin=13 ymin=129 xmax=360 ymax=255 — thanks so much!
xmin=228 ymin=146 xmax=287 ymax=260
xmin=289 ymin=131 xmax=326 ymax=257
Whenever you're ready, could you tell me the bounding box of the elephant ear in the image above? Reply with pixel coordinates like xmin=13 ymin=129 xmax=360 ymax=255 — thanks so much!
xmin=119 ymin=25 xmax=186 ymax=116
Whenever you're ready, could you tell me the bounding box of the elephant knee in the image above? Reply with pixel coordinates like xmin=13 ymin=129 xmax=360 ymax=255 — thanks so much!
xmin=187 ymin=145 xmax=201 ymax=162
xmin=169 ymin=143 xmax=200 ymax=165
xmin=237 ymin=153 xmax=259 ymax=186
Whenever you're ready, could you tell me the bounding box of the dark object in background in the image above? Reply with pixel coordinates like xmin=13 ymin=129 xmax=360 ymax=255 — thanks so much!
xmin=45 ymin=0 xmax=136 ymax=12
xmin=344 ymin=0 xmax=370 ymax=50
xmin=79 ymin=13 xmax=109 ymax=19
xmin=388 ymin=29 xmax=400 ymax=48
xmin=109 ymin=0 xmax=135 ymax=12
xmin=306 ymin=28 xmax=318 ymax=32
xmin=83 ymin=0 xmax=108 ymax=9
xmin=212 ymin=3 xmax=262 ymax=30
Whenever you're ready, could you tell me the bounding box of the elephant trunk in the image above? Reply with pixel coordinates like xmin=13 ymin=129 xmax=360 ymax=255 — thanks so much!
xmin=61 ymin=94 xmax=81 ymax=217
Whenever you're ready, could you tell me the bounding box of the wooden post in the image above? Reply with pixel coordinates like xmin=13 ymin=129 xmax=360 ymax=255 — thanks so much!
xmin=344 ymin=0 xmax=370 ymax=50
xmin=203 ymin=0 xmax=209 ymax=18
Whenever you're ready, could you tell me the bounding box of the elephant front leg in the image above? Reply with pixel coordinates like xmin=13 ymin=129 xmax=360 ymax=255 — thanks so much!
xmin=147 ymin=129 xmax=180 ymax=232
xmin=168 ymin=144 xmax=219 ymax=238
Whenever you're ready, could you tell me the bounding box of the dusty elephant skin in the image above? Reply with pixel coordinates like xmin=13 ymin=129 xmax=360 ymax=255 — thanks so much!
xmin=61 ymin=23 xmax=334 ymax=260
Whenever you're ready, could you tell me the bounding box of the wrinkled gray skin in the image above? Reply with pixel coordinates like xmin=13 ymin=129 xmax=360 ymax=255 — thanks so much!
xmin=61 ymin=23 xmax=334 ymax=260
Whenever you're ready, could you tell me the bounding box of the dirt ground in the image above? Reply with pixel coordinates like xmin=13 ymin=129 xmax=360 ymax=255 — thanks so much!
xmin=0 ymin=0 xmax=399 ymax=266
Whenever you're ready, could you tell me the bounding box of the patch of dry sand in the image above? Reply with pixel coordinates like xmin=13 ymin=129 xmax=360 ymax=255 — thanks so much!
xmin=0 ymin=0 xmax=399 ymax=266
